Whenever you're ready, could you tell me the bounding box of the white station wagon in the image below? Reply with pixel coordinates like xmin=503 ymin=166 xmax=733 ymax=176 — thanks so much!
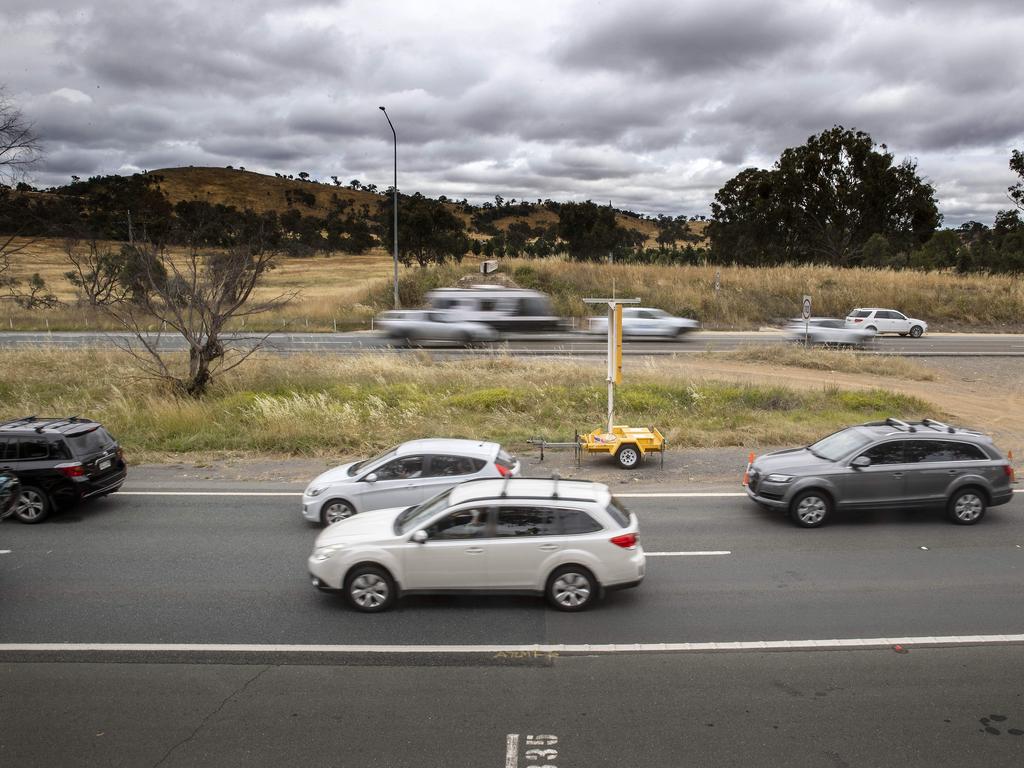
xmin=308 ymin=477 xmax=645 ymax=612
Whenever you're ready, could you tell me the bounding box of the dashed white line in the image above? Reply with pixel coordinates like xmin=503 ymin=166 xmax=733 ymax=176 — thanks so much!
xmin=505 ymin=734 xmax=519 ymax=768
xmin=119 ymin=491 xmax=297 ymax=497
xmin=647 ymin=551 xmax=731 ymax=556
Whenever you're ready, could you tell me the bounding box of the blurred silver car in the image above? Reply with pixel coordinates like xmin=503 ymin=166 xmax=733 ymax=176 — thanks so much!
xmin=588 ymin=307 xmax=699 ymax=339
xmin=784 ymin=317 xmax=875 ymax=346
xmin=376 ymin=310 xmax=498 ymax=346
xmin=302 ymin=438 xmax=520 ymax=525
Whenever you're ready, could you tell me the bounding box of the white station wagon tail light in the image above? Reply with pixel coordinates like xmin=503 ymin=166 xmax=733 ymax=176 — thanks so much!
xmin=610 ymin=533 xmax=638 ymax=549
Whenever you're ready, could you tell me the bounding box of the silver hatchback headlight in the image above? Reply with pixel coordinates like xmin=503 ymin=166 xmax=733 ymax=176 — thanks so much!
xmin=766 ymin=473 xmax=794 ymax=483
xmin=307 ymin=486 xmax=327 ymax=497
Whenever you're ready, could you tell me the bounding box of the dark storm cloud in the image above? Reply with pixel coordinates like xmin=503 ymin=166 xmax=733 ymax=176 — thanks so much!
xmin=558 ymin=1 xmax=834 ymax=77
xmin=5 ymin=0 xmax=1024 ymax=226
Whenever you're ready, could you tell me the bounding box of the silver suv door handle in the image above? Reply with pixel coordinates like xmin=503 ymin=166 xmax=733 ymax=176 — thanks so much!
xmin=539 ymin=544 xmax=559 ymax=551
xmin=891 ymin=472 xmax=904 ymax=478
xmin=465 ymin=547 xmax=484 ymax=554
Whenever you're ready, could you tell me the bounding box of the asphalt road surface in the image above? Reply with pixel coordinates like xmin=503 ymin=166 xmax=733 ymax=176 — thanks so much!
xmin=3 ymin=329 xmax=1024 ymax=356
xmin=2 ymin=483 xmax=1023 ymax=766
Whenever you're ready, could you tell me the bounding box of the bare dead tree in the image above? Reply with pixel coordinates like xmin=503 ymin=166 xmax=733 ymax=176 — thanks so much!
xmin=0 ymin=89 xmax=57 ymax=309
xmin=65 ymin=231 xmax=295 ymax=396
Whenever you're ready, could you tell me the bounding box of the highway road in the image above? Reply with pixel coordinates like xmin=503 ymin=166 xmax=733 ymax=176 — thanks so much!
xmin=3 ymin=329 xmax=1024 ymax=356
xmin=2 ymin=483 xmax=1023 ymax=766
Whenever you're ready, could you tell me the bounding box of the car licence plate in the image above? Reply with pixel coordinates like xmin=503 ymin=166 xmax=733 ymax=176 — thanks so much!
xmin=98 ymin=459 xmax=111 ymax=471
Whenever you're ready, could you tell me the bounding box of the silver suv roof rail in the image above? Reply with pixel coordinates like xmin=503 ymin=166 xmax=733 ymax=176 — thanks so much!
xmin=921 ymin=418 xmax=956 ymax=433
xmin=885 ymin=417 xmax=917 ymax=433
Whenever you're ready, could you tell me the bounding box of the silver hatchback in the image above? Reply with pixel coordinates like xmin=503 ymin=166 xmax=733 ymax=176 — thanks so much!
xmin=745 ymin=418 xmax=1016 ymax=527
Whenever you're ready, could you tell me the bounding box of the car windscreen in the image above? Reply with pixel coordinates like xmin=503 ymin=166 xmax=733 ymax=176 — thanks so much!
xmin=349 ymin=445 xmax=398 ymax=476
xmin=395 ymin=487 xmax=455 ymax=534
xmin=849 ymin=310 xmax=871 ymax=318
xmin=65 ymin=427 xmax=115 ymax=457
xmin=807 ymin=428 xmax=874 ymax=461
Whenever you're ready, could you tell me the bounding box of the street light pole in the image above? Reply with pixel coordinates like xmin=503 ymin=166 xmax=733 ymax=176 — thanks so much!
xmin=379 ymin=106 xmax=399 ymax=309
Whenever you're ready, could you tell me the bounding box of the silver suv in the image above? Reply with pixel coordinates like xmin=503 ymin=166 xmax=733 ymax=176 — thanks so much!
xmin=845 ymin=308 xmax=927 ymax=337
xmin=745 ymin=419 xmax=1016 ymax=527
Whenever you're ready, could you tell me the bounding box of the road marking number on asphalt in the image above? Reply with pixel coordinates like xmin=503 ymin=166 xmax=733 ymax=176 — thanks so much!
xmin=506 ymin=734 xmax=558 ymax=768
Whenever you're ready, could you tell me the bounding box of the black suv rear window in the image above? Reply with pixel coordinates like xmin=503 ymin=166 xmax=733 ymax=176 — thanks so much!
xmin=65 ymin=427 xmax=115 ymax=457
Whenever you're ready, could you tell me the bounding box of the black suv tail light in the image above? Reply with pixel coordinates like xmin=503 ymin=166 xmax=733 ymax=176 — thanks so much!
xmin=55 ymin=462 xmax=85 ymax=478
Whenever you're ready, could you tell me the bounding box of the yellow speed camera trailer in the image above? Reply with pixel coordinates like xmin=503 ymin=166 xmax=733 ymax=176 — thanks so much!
xmin=579 ymin=425 xmax=666 ymax=469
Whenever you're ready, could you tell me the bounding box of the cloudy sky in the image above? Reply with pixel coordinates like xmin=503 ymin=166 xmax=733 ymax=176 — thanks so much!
xmin=2 ymin=0 xmax=1023 ymax=226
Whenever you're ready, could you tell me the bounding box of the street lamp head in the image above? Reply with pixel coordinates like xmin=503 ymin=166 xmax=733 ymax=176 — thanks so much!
xmin=379 ymin=106 xmax=386 ymax=111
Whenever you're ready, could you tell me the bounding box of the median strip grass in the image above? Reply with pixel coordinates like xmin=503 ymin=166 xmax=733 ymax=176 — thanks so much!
xmin=0 ymin=349 xmax=935 ymax=462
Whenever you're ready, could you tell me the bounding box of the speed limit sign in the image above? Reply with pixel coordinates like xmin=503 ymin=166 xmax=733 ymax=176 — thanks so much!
xmin=802 ymin=295 xmax=812 ymax=320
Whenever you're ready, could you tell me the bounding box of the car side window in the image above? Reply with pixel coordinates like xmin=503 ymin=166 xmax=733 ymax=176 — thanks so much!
xmin=426 ymin=507 xmax=489 ymax=540
xmin=425 ymin=455 xmax=484 ymax=477
xmin=495 ymin=506 xmax=560 ymax=537
xmin=18 ymin=437 xmax=50 ymax=460
xmin=559 ymin=509 xmax=603 ymax=535
xmin=373 ymin=456 xmax=424 ymax=480
xmin=905 ymin=440 xmax=986 ymax=463
xmin=861 ymin=441 xmax=905 ymax=465
xmin=0 ymin=437 xmax=12 ymax=461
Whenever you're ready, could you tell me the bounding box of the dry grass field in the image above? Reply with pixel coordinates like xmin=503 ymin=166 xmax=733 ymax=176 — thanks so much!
xmin=4 ymin=240 xmax=1024 ymax=332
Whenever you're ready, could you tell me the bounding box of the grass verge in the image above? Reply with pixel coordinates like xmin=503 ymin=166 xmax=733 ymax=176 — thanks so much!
xmin=0 ymin=349 xmax=936 ymax=463
xmin=716 ymin=344 xmax=937 ymax=381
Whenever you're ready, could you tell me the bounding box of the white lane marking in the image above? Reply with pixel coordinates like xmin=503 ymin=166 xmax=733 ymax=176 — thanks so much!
xmin=505 ymin=734 xmax=519 ymax=768
xmin=647 ymin=551 xmax=731 ymax=556
xmin=2 ymin=635 xmax=1023 ymax=654
xmin=0 ymin=550 xmax=11 ymax=554
xmin=618 ymin=492 xmax=748 ymax=498
xmin=120 ymin=491 xmax=298 ymax=497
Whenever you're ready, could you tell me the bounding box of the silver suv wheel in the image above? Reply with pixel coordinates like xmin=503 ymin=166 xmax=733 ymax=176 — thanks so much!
xmin=949 ymin=490 xmax=986 ymax=525
xmin=791 ymin=491 xmax=831 ymax=528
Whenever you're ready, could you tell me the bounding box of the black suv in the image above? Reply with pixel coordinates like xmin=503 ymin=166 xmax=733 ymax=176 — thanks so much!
xmin=0 ymin=416 xmax=127 ymax=523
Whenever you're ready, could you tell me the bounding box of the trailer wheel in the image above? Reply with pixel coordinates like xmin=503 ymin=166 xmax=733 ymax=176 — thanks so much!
xmin=615 ymin=444 xmax=640 ymax=469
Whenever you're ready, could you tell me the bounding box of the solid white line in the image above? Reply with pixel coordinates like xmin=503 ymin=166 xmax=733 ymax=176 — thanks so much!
xmin=0 ymin=549 xmax=11 ymax=554
xmin=647 ymin=551 xmax=731 ymax=556
xmin=617 ymin=492 xmax=747 ymax=498
xmin=119 ymin=491 xmax=298 ymax=497
xmin=2 ymin=635 xmax=1023 ymax=654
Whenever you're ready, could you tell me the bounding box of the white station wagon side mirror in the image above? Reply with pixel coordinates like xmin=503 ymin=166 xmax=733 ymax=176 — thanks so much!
xmin=411 ymin=530 xmax=428 ymax=544
xmin=364 ymin=473 xmax=378 ymax=483
xmin=851 ymin=456 xmax=871 ymax=469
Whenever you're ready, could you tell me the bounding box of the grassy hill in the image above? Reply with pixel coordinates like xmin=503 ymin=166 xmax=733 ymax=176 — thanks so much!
xmin=145 ymin=166 xmax=707 ymax=248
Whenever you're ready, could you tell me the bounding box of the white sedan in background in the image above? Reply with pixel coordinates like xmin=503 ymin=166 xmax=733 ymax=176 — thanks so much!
xmin=376 ymin=310 xmax=498 ymax=346
xmin=302 ymin=438 xmax=520 ymax=526
xmin=588 ymin=307 xmax=699 ymax=339
xmin=784 ymin=317 xmax=875 ymax=346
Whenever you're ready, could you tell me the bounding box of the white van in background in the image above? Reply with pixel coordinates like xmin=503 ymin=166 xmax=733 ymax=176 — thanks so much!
xmin=426 ymin=286 xmax=561 ymax=332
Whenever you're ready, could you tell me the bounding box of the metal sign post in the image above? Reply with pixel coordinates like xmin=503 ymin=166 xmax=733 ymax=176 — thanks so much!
xmin=584 ymin=297 xmax=640 ymax=432
xmin=802 ymin=294 xmax=812 ymax=348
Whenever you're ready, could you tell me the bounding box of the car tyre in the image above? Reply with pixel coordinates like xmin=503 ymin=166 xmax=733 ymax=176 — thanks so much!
xmin=546 ymin=565 xmax=597 ymax=611
xmin=15 ymin=485 xmax=51 ymax=524
xmin=909 ymin=325 xmax=924 ymax=338
xmin=947 ymin=487 xmax=986 ymax=525
xmin=344 ymin=565 xmax=396 ymax=612
xmin=321 ymin=499 xmax=357 ymax=526
xmin=615 ymin=444 xmax=640 ymax=469
xmin=865 ymin=325 xmax=877 ymax=333
xmin=789 ymin=490 xmax=831 ymax=528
